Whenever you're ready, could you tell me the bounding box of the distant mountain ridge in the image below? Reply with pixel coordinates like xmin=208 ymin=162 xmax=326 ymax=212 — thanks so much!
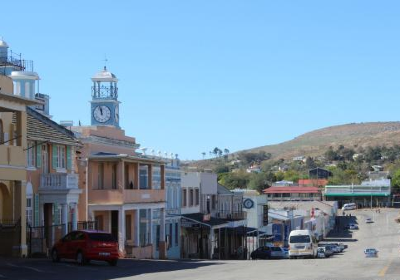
xmin=246 ymin=122 xmax=400 ymax=160
xmin=188 ymin=122 xmax=400 ymax=168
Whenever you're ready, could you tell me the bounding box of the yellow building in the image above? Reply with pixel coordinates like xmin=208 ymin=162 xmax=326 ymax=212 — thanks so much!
xmin=0 ymin=75 xmax=37 ymax=257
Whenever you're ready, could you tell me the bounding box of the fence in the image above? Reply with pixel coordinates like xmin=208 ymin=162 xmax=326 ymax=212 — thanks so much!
xmin=27 ymin=221 xmax=97 ymax=257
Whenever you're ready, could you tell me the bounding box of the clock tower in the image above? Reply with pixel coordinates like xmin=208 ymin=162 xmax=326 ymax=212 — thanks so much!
xmin=90 ymin=66 xmax=120 ymax=127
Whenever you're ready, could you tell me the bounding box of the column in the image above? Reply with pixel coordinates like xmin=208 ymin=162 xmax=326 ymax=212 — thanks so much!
xmin=118 ymin=207 xmax=126 ymax=253
xmin=159 ymin=208 xmax=166 ymax=259
xmin=71 ymin=203 xmax=78 ymax=231
xmin=210 ymin=227 xmax=215 ymax=259
xmin=134 ymin=209 xmax=140 ymax=246
xmin=18 ymin=181 xmax=27 ymax=257
xmin=61 ymin=203 xmax=68 ymax=235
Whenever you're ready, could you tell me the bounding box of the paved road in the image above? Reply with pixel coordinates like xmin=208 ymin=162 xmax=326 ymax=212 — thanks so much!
xmin=1 ymin=209 xmax=399 ymax=280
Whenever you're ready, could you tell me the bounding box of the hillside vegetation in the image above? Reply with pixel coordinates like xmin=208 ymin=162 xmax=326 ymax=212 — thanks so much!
xmin=184 ymin=122 xmax=400 ymax=193
xmin=188 ymin=122 xmax=400 ymax=170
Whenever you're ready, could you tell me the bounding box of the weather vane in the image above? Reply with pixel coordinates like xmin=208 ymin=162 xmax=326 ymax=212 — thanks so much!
xmin=103 ymin=54 xmax=108 ymax=70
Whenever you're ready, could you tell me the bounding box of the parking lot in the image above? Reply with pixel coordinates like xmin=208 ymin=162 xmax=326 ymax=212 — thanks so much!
xmin=1 ymin=209 xmax=400 ymax=280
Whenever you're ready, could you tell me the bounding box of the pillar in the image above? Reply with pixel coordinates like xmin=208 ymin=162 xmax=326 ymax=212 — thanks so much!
xmin=71 ymin=203 xmax=78 ymax=231
xmin=61 ymin=203 xmax=68 ymax=235
xmin=118 ymin=207 xmax=126 ymax=253
xmin=16 ymin=181 xmax=27 ymax=257
xmin=210 ymin=227 xmax=215 ymax=259
xmin=134 ymin=209 xmax=140 ymax=246
xmin=159 ymin=208 xmax=166 ymax=259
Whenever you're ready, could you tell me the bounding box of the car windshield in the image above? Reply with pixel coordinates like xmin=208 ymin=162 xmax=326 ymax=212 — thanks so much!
xmin=271 ymin=247 xmax=281 ymax=251
xmin=290 ymin=235 xmax=310 ymax=243
xmin=88 ymin=233 xmax=116 ymax=242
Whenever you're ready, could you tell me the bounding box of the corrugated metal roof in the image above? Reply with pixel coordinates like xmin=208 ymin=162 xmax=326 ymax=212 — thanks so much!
xmin=25 ymin=107 xmax=81 ymax=146
xmin=264 ymin=186 xmax=320 ymax=194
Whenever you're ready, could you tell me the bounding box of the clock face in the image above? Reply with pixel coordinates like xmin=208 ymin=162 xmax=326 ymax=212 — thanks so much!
xmin=243 ymin=198 xmax=254 ymax=209
xmin=114 ymin=106 xmax=119 ymax=123
xmin=93 ymin=105 xmax=111 ymax=123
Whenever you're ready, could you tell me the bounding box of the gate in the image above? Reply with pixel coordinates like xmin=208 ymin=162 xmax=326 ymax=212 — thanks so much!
xmin=27 ymin=221 xmax=97 ymax=257
xmin=27 ymin=224 xmax=66 ymax=257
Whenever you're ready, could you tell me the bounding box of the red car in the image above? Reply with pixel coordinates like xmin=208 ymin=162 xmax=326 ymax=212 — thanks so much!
xmin=51 ymin=230 xmax=119 ymax=266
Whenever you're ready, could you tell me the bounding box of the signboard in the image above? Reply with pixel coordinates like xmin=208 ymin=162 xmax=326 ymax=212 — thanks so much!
xmin=181 ymin=218 xmax=200 ymax=228
xmin=263 ymin=205 xmax=269 ymax=226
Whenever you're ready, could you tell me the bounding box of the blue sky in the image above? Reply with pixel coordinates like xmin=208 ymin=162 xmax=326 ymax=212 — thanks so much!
xmin=2 ymin=1 xmax=400 ymax=160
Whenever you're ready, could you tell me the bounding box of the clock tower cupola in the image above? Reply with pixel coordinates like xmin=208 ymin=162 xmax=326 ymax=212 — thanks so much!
xmin=90 ymin=66 xmax=120 ymax=127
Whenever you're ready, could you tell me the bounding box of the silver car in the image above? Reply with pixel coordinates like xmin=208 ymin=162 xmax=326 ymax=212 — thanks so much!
xmin=364 ymin=248 xmax=378 ymax=257
xmin=270 ymin=246 xmax=285 ymax=259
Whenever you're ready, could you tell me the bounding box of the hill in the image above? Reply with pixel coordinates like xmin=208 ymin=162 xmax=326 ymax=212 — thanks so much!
xmin=187 ymin=122 xmax=400 ymax=169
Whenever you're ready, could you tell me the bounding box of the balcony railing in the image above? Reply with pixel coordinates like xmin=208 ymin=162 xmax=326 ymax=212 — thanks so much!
xmin=40 ymin=173 xmax=78 ymax=190
xmin=215 ymin=211 xmax=247 ymax=221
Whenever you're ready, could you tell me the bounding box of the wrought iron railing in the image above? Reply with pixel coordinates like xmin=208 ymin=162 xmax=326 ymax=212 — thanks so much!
xmin=215 ymin=211 xmax=247 ymax=220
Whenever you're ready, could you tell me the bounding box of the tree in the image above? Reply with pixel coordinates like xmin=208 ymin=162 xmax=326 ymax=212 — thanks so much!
xmin=391 ymin=169 xmax=400 ymax=194
xmin=201 ymin=152 xmax=206 ymax=159
xmin=224 ymin=148 xmax=230 ymax=155
xmin=248 ymin=172 xmax=276 ymax=193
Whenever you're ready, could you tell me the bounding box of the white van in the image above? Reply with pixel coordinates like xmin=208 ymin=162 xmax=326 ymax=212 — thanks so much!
xmin=342 ymin=203 xmax=356 ymax=211
xmin=289 ymin=230 xmax=318 ymax=259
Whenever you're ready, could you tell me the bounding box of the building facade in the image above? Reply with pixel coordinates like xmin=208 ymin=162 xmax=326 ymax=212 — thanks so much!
xmin=0 ymin=74 xmax=36 ymax=257
xmin=73 ymin=67 xmax=167 ymax=259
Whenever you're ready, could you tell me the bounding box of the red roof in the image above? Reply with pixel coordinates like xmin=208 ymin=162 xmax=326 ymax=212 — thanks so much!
xmin=263 ymin=186 xmax=321 ymax=194
xmin=298 ymin=179 xmax=328 ymax=187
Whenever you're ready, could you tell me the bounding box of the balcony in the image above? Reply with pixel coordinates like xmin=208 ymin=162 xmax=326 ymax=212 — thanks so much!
xmin=89 ymin=188 xmax=165 ymax=205
xmin=215 ymin=211 xmax=247 ymax=221
xmin=39 ymin=173 xmax=79 ymax=190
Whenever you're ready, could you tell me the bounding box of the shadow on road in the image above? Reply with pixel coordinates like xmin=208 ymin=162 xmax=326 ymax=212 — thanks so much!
xmin=0 ymin=258 xmax=223 ymax=280
xmin=324 ymin=215 xmax=358 ymax=242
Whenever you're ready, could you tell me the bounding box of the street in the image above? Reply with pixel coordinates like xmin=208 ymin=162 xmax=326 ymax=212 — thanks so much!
xmin=1 ymin=209 xmax=400 ymax=280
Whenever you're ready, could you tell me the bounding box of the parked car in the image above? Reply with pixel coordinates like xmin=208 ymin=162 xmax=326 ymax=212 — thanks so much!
xmin=51 ymin=230 xmax=119 ymax=266
xmin=282 ymin=247 xmax=290 ymax=259
xmin=345 ymin=224 xmax=359 ymax=230
xmin=364 ymin=248 xmax=378 ymax=257
xmin=321 ymin=245 xmax=334 ymax=257
xmin=317 ymin=247 xmax=326 ymax=258
xmin=270 ymin=246 xmax=285 ymax=259
xmin=250 ymin=246 xmax=272 ymax=259
xmin=349 ymin=224 xmax=359 ymax=230
xmin=365 ymin=218 xmax=374 ymax=223
xmin=318 ymin=243 xmax=339 ymax=255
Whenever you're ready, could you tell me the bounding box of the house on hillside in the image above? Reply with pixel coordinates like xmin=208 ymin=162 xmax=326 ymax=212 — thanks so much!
xmin=309 ymin=168 xmax=332 ymax=179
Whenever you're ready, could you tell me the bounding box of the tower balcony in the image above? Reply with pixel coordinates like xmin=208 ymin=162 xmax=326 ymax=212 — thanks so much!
xmin=91 ymin=85 xmax=118 ymax=100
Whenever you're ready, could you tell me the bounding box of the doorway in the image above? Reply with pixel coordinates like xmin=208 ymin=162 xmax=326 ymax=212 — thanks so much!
xmin=111 ymin=211 xmax=118 ymax=241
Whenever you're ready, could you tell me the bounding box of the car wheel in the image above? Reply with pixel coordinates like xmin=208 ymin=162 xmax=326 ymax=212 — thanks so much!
xmin=108 ymin=259 xmax=118 ymax=266
xmin=76 ymin=251 xmax=85 ymax=266
xmin=51 ymin=249 xmax=60 ymax=263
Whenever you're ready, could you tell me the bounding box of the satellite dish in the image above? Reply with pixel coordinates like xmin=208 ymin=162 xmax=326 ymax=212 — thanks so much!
xmin=140 ymin=147 xmax=147 ymax=155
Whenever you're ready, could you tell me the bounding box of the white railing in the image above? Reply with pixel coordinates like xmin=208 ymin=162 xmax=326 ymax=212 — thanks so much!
xmin=325 ymin=185 xmax=390 ymax=195
xmin=40 ymin=173 xmax=79 ymax=190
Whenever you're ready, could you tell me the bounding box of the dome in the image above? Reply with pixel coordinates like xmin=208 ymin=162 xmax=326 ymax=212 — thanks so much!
xmin=0 ymin=39 xmax=9 ymax=48
xmin=91 ymin=66 xmax=118 ymax=82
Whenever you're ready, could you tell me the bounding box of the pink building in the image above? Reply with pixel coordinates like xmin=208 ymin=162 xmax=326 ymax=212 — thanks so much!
xmin=72 ymin=67 xmax=167 ymax=259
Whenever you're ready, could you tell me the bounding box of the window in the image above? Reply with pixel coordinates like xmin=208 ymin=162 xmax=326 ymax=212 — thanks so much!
xmin=98 ymin=163 xmax=104 ymax=189
xmin=195 ymin=189 xmax=199 ymax=205
xmin=189 ymin=189 xmax=194 ymax=206
xmin=56 ymin=145 xmax=66 ymax=169
xmin=26 ymin=197 xmax=33 ymax=226
xmin=126 ymin=214 xmax=132 ymax=240
xmin=111 ymin=163 xmax=117 ymax=189
xmin=27 ymin=141 xmax=35 ymax=167
xmin=139 ymin=165 xmax=149 ymax=189
xmin=182 ymin=189 xmax=187 ymax=207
